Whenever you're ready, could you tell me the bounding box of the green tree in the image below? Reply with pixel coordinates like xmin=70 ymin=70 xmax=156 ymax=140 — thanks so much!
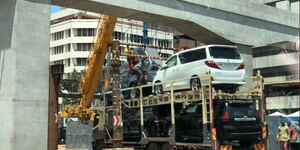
xmin=62 ymin=97 xmax=80 ymax=106
xmin=69 ymin=69 xmax=81 ymax=80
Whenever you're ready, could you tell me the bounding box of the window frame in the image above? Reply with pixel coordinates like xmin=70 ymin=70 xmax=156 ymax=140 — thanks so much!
xmin=165 ymin=55 xmax=177 ymax=69
xmin=178 ymin=48 xmax=206 ymax=64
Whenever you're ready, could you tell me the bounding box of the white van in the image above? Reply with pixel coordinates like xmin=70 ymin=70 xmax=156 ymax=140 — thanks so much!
xmin=153 ymin=45 xmax=245 ymax=94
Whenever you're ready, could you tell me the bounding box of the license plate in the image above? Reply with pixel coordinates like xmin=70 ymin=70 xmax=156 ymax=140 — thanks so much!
xmin=234 ymin=117 xmax=256 ymax=121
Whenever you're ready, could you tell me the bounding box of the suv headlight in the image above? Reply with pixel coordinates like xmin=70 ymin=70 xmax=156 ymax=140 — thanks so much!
xmin=207 ymin=132 xmax=211 ymax=141
xmin=168 ymin=127 xmax=174 ymax=137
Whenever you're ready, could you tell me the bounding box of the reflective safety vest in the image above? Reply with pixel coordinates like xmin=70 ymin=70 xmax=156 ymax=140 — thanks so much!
xmin=277 ymin=125 xmax=290 ymax=141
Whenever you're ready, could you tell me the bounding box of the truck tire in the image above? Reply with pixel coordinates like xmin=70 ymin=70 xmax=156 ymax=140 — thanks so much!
xmin=147 ymin=142 xmax=161 ymax=150
xmin=162 ymin=143 xmax=174 ymax=150
xmin=154 ymin=83 xmax=163 ymax=95
xmin=92 ymin=140 xmax=104 ymax=150
xmin=190 ymin=78 xmax=201 ymax=91
xmin=130 ymin=88 xmax=139 ymax=98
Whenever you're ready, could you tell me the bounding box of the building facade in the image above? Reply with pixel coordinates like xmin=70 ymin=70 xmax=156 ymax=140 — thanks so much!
xmin=50 ymin=8 xmax=174 ymax=79
xmin=253 ymin=41 xmax=299 ymax=114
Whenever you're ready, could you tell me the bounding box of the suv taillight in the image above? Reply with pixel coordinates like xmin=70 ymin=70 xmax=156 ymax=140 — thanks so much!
xmin=205 ymin=60 xmax=221 ymax=69
xmin=236 ymin=62 xmax=245 ymax=70
xmin=222 ymin=112 xmax=229 ymax=121
xmin=154 ymin=116 xmax=164 ymax=123
xmin=142 ymin=72 xmax=148 ymax=81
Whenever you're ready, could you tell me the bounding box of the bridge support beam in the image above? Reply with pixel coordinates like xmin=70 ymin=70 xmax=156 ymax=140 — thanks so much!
xmin=0 ymin=0 xmax=50 ymax=150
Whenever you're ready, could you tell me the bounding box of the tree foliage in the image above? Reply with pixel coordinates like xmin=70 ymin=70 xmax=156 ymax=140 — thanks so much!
xmin=69 ymin=69 xmax=81 ymax=81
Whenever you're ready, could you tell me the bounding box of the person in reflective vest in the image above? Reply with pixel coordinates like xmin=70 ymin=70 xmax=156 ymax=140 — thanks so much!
xmin=276 ymin=122 xmax=290 ymax=150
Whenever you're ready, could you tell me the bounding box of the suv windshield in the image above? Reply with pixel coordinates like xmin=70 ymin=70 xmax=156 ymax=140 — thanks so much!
xmin=185 ymin=105 xmax=197 ymax=113
xmin=209 ymin=47 xmax=241 ymax=59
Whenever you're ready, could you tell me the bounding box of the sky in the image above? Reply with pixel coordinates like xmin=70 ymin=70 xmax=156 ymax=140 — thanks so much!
xmin=51 ymin=5 xmax=61 ymax=13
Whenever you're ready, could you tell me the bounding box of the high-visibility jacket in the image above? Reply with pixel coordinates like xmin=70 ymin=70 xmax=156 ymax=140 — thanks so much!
xmin=277 ymin=125 xmax=290 ymax=141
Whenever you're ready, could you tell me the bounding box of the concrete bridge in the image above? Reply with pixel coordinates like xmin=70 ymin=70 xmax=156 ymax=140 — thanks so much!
xmin=52 ymin=0 xmax=299 ymax=47
xmin=0 ymin=0 xmax=298 ymax=150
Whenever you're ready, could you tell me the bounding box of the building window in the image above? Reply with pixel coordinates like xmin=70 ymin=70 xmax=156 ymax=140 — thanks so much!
xmin=52 ymin=45 xmax=64 ymax=55
xmin=113 ymin=31 xmax=125 ymax=41
xmin=75 ymin=43 xmax=93 ymax=51
xmin=129 ymin=34 xmax=143 ymax=44
xmin=66 ymin=58 xmax=70 ymax=67
xmin=66 ymin=29 xmax=71 ymax=38
xmin=253 ymin=46 xmax=298 ymax=58
xmin=88 ymin=29 xmax=94 ymax=36
xmin=253 ymin=64 xmax=299 ymax=78
xmin=65 ymin=44 xmax=70 ymax=52
xmin=52 ymin=31 xmax=64 ymax=41
xmin=154 ymin=39 xmax=172 ymax=48
xmin=159 ymin=52 xmax=171 ymax=58
xmin=75 ymin=58 xmax=87 ymax=66
xmin=50 ymin=60 xmax=64 ymax=65
xmin=76 ymin=28 xmax=95 ymax=37
xmin=158 ymin=39 xmax=163 ymax=47
xmin=149 ymin=37 xmax=154 ymax=45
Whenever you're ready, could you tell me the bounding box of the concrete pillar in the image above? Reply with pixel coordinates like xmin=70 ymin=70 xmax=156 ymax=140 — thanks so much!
xmin=236 ymin=44 xmax=253 ymax=91
xmin=291 ymin=1 xmax=300 ymax=14
xmin=0 ymin=0 xmax=50 ymax=150
xmin=276 ymin=0 xmax=291 ymax=11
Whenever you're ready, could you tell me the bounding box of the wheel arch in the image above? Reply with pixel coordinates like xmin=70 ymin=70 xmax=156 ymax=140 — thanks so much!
xmin=154 ymin=80 xmax=161 ymax=83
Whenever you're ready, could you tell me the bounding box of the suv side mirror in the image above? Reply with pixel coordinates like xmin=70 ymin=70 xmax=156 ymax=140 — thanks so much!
xmin=160 ymin=63 xmax=167 ymax=70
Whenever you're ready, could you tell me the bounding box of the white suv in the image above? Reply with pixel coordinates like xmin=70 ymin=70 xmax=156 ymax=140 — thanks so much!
xmin=153 ymin=45 xmax=245 ymax=94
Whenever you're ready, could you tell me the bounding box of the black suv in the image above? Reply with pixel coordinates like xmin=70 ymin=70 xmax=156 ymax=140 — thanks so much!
xmin=175 ymin=103 xmax=203 ymax=142
xmin=122 ymin=106 xmax=169 ymax=141
xmin=175 ymin=100 xmax=262 ymax=146
xmin=214 ymin=100 xmax=262 ymax=146
xmin=122 ymin=100 xmax=262 ymax=146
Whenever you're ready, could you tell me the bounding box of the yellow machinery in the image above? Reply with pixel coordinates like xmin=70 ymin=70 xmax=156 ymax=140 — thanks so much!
xmin=59 ymin=15 xmax=117 ymax=121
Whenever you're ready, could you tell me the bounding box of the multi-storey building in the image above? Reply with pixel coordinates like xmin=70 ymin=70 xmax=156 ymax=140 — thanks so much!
xmin=50 ymin=8 xmax=174 ymax=79
xmin=253 ymin=41 xmax=299 ymax=114
xmin=250 ymin=0 xmax=299 ymax=115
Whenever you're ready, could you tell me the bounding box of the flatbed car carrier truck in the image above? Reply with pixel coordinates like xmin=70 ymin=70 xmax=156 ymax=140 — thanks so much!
xmin=91 ymin=73 xmax=267 ymax=150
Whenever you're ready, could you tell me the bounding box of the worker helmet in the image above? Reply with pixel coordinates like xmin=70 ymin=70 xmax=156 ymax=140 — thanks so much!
xmin=124 ymin=48 xmax=129 ymax=54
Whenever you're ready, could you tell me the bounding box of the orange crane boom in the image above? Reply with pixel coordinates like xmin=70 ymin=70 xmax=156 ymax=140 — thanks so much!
xmin=59 ymin=15 xmax=117 ymax=121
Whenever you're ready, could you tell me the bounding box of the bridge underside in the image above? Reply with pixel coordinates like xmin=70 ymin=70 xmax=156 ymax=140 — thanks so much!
xmin=52 ymin=0 xmax=299 ymax=46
